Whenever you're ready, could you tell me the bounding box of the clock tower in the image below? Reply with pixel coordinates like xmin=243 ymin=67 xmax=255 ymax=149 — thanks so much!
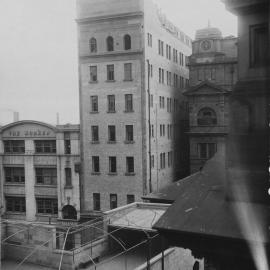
xmin=184 ymin=26 xmax=238 ymax=173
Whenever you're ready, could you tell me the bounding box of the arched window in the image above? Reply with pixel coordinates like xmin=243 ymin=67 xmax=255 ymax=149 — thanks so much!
xmin=89 ymin=37 xmax=97 ymax=53
xmin=197 ymin=108 xmax=217 ymax=126
xmin=107 ymin=36 xmax=114 ymax=51
xmin=124 ymin=34 xmax=131 ymax=50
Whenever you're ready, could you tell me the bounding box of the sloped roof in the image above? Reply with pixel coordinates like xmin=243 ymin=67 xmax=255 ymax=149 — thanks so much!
xmin=183 ymin=81 xmax=230 ymax=96
xmin=153 ymin=150 xmax=270 ymax=244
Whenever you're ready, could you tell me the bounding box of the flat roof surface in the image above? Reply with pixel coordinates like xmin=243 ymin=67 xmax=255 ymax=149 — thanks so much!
xmin=106 ymin=203 xmax=169 ymax=231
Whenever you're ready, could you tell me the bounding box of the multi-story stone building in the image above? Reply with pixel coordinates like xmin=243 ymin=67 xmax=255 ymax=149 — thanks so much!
xmin=0 ymin=120 xmax=80 ymax=222
xmin=76 ymin=0 xmax=192 ymax=212
xmin=184 ymin=26 xmax=237 ymax=173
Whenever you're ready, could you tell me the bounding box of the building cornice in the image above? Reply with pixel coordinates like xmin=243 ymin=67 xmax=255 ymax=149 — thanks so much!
xmin=79 ymin=49 xmax=143 ymax=61
xmin=76 ymin=12 xmax=144 ymax=25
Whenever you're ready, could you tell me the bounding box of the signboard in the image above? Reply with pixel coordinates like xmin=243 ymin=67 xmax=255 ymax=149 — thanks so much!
xmin=2 ymin=123 xmax=56 ymax=138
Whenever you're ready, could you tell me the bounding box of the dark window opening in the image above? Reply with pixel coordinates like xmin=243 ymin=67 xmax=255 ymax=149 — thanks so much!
xmin=124 ymin=34 xmax=131 ymax=50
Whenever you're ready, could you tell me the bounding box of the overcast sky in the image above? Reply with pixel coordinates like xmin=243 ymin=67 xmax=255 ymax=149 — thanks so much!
xmin=0 ymin=0 xmax=237 ymax=125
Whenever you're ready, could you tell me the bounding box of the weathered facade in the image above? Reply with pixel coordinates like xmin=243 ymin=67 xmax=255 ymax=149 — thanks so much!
xmin=184 ymin=26 xmax=237 ymax=173
xmin=0 ymin=120 xmax=80 ymax=222
xmin=77 ymin=0 xmax=192 ymax=212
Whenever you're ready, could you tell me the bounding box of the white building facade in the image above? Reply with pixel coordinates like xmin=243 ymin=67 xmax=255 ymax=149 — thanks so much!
xmin=0 ymin=121 xmax=80 ymax=222
xmin=77 ymin=0 xmax=192 ymax=212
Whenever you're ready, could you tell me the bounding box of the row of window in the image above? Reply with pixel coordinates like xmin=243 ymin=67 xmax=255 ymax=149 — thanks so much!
xmin=158 ymin=96 xmax=179 ymax=112
xmin=158 ymin=68 xmax=189 ymax=88
xmin=93 ymin=193 xmax=135 ymax=211
xmin=158 ymin=151 xmax=174 ymax=170
xmin=91 ymin=125 xmax=134 ymax=143
xmin=4 ymin=167 xmax=73 ymax=187
xmin=4 ymin=139 xmax=73 ymax=155
xmin=6 ymin=197 xmax=58 ymax=215
xmin=157 ymin=39 xmax=188 ymax=66
xmin=89 ymin=63 xmax=132 ymax=83
xmin=89 ymin=34 xmax=131 ymax=53
xmin=90 ymin=94 xmax=133 ymax=113
xmin=91 ymin=156 xmax=135 ymax=174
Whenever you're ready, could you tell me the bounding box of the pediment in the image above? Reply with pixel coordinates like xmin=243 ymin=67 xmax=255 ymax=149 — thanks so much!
xmin=184 ymin=81 xmax=230 ymax=96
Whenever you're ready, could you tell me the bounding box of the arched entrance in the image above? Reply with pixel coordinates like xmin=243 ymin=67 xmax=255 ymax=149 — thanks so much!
xmin=62 ymin=205 xmax=77 ymax=220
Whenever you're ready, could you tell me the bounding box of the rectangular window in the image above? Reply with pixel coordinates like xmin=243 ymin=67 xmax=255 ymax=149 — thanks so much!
xmin=211 ymin=69 xmax=216 ymax=80
xmin=65 ymin=168 xmax=72 ymax=187
xmin=4 ymin=140 xmax=25 ymax=154
xmin=92 ymin=156 xmax=100 ymax=173
xmin=89 ymin=66 xmax=97 ymax=82
xmin=160 ymin=153 xmax=166 ymax=169
xmin=151 ymin=124 xmax=154 ymax=137
xmin=64 ymin=132 xmax=71 ymax=154
xmin=108 ymin=125 xmax=116 ymax=142
xmin=5 ymin=167 xmax=25 ymax=183
xmin=91 ymin=126 xmax=99 ymax=142
xmin=35 ymin=140 xmax=56 ymax=153
xmin=198 ymin=143 xmax=217 ymax=159
xmin=147 ymin=33 xmax=152 ymax=47
xmin=107 ymin=64 xmax=114 ymax=81
xmin=125 ymin=94 xmax=133 ymax=112
xmin=161 ymin=69 xmax=164 ymax=83
xmin=93 ymin=193 xmax=101 ymax=211
xmin=151 ymin=155 xmax=154 ymax=169
xmin=109 ymin=156 xmax=117 ymax=173
xmin=110 ymin=194 xmax=117 ymax=209
xmin=6 ymin=197 xmax=25 ymax=213
xmin=250 ymin=24 xmax=269 ymax=67
xmin=126 ymin=157 xmax=134 ymax=174
xmin=36 ymin=198 xmax=58 ymax=215
xmin=150 ymin=94 xmax=153 ymax=108
xmin=159 ymin=68 xmax=161 ymax=83
xmin=125 ymin=125 xmax=134 ymax=142
xmin=124 ymin=63 xmax=132 ymax=81
xmin=36 ymin=168 xmax=57 ymax=185
xmin=107 ymin=95 xmax=115 ymax=112
xmin=127 ymin=194 xmax=135 ymax=204
xmin=91 ymin=96 xmax=98 ymax=112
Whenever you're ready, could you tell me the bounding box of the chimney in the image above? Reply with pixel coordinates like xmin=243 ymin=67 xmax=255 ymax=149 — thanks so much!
xmin=13 ymin=111 xmax=19 ymax=122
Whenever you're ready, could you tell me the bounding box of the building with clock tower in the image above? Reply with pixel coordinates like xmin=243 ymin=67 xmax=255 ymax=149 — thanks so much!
xmin=184 ymin=26 xmax=238 ymax=173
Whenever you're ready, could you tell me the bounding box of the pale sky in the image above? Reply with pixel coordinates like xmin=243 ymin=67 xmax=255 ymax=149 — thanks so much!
xmin=0 ymin=0 xmax=237 ymax=126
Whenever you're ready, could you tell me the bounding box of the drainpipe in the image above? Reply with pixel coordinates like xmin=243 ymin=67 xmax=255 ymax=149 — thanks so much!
xmin=147 ymin=60 xmax=152 ymax=193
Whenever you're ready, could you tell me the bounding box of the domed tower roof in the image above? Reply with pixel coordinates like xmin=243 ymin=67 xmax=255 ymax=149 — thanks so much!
xmin=195 ymin=26 xmax=222 ymax=40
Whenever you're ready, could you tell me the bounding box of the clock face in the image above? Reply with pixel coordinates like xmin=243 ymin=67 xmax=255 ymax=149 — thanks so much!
xmin=201 ymin=40 xmax=211 ymax=51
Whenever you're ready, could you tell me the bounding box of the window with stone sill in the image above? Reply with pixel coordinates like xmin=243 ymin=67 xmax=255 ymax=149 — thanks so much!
xmin=89 ymin=37 xmax=97 ymax=53
xmin=93 ymin=193 xmax=101 ymax=211
xmin=91 ymin=126 xmax=99 ymax=142
xmin=35 ymin=140 xmax=56 ymax=154
xmin=109 ymin=156 xmax=117 ymax=174
xmin=125 ymin=94 xmax=133 ymax=112
xmin=108 ymin=125 xmax=116 ymax=142
xmin=107 ymin=36 xmax=114 ymax=52
xmin=126 ymin=157 xmax=134 ymax=174
xmin=107 ymin=95 xmax=115 ymax=112
xmin=90 ymin=95 xmax=98 ymax=112
xmin=6 ymin=196 xmax=25 ymax=212
xmin=92 ymin=156 xmax=100 ymax=173
xmin=4 ymin=140 xmax=25 ymax=154
xmin=107 ymin=64 xmax=115 ymax=81
xmin=124 ymin=63 xmax=132 ymax=81
xmin=124 ymin=34 xmax=131 ymax=50
xmin=36 ymin=168 xmax=57 ymax=185
xmin=36 ymin=198 xmax=58 ymax=215
xmin=125 ymin=125 xmax=134 ymax=142
xmin=110 ymin=194 xmax=117 ymax=209
xmin=89 ymin=66 xmax=97 ymax=82
xmin=5 ymin=167 xmax=25 ymax=183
